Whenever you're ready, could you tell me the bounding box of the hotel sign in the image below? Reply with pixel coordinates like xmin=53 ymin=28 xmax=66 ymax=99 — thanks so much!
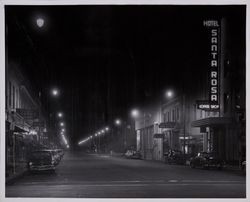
xmin=197 ymin=20 xmax=220 ymax=111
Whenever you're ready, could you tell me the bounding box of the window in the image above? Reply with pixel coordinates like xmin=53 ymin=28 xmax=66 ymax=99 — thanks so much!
xmin=13 ymin=86 xmax=15 ymax=109
xmin=176 ymin=107 xmax=179 ymax=121
xmin=15 ymin=88 xmax=18 ymax=108
xmin=163 ymin=113 xmax=167 ymax=122
xmin=9 ymin=81 xmax=11 ymax=107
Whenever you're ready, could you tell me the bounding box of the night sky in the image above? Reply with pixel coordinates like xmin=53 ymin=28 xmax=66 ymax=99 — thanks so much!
xmin=5 ymin=5 xmax=245 ymax=146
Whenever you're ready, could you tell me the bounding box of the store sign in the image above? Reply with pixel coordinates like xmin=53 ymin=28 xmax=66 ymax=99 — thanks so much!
xmin=197 ymin=20 xmax=220 ymax=111
xmin=197 ymin=100 xmax=220 ymax=111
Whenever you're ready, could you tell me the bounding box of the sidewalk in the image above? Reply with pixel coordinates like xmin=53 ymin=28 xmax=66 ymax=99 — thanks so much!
xmin=6 ymin=164 xmax=27 ymax=185
xmin=109 ymin=153 xmax=244 ymax=173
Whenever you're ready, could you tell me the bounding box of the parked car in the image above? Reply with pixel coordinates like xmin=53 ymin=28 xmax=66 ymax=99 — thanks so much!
xmin=164 ymin=150 xmax=186 ymax=165
xmin=124 ymin=150 xmax=141 ymax=159
xmin=54 ymin=149 xmax=64 ymax=162
xmin=190 ymin=152 xmax=225 ymax=170
xmin=27 ymin=150 xmax=57 ymax=172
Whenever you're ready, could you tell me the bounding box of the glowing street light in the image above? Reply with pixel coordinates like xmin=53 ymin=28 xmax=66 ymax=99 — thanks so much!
xmin=51 ymin=88 xmax=59 ymax=97
xmin=36 ymin=18 xmax=44 ymax=28
xmin=105 ymin=127 xmax=109 ymax=131
xmin=58 ymin=112 xmax=63 ymax=118
xmin=166 ymin=90 xmax=174 ymax=98
xmin=101 ymin=130 xmax=105 ymax=133
xmin=115 ymin=119 xmax=121 ymax=125
xmin=61 ymin=128 xmax=65 ymax=132
xmin=131 ymin=109 xmax=139 ymax=118
xmin=60 ymin=122 xmax=64 ymax=127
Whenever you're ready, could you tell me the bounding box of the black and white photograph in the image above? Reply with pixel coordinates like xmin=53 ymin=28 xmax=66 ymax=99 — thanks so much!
xmin=0 ymin=1 xmax=248 ymax=200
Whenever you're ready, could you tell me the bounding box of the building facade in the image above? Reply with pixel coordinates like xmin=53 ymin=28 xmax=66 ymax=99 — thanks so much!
xmin=135 ymin=104 xmax=163 ymax=161
xmin=135 ymin=18 xmax=245 ymax=166
xmin=5 ymin=62 xmax=49 ymax=178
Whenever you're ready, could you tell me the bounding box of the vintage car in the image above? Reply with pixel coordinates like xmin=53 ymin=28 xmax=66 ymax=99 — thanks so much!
xmin=124 ymin=149 xmax=142 ymax=159
xmin=190 ymin=152 xmax=226 ymax=170
xmin=27 ymin=150 xmax=56 ymax=172
xmin=164 ymin=150 xmax=186 ymax=165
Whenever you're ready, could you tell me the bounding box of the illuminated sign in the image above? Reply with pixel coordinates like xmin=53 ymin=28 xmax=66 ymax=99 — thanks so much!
xmin=197 ymin=100 xmax=220 ymax=111
xmin=197 ymin=20 xmax=220 ymax=111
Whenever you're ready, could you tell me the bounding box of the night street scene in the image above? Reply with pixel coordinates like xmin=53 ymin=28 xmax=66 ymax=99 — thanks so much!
xmin=3 ymin=4 xmax=246 ymax=199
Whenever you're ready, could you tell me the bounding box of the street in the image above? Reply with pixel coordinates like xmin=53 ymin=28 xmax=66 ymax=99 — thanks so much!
xmin=6 ymin=151 xmax=246 ymax=198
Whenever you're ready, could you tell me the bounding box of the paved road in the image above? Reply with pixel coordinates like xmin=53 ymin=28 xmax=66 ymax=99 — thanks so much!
xmin=6 ymin=151 xmax=246 ymax=198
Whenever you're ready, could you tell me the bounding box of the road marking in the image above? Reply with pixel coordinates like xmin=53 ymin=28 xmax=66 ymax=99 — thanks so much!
xmin=168 ymin=180 xmax=178 ymax=183
xmin=181 ymin=180 xmax=244 ymax=183
xmin=11 ymin=179 xmax=245 ymax=187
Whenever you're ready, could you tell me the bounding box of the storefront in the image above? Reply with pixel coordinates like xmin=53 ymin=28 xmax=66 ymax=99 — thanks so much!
xmin=191 ymin=117 xmax=240 ymax=163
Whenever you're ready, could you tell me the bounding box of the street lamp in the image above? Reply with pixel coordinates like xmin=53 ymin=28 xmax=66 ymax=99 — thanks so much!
xmin=60 ymin=122 xmax=64 ymax=127
xmin=115 ymin=119 xmax=121 ymax=125
xmin=58 ymin=112 xmax=63 ymax=118
xmin=51 ymin=88 xmax=59 ymax=96
xmin=166 ymin=90 xmax=174 ymax=98
xmin=36 ymin=18 xmax=44 ymax=28
xmin=131 ymin=109 xmax=139 ymax=118
xmin=105 ymin=127 xmax=109 ymax=131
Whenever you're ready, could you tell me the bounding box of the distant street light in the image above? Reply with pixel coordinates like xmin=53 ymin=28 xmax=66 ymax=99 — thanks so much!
xmin=101 ymin=130 xmax=105 ymax=133
xmin=51 ymin=88 xmax=59 ymax=96
xmin=105 ymin=127 xmax=109 ymax=131
xmin=115 ymin=119 xmax=121 ymax=125
xmin=61 ymin=128 xmax=65 ymax=132
xmin=58 ymin=112 xmax=63 ymax=118
xmin=60 ymin=122 xmax=64 ymax=127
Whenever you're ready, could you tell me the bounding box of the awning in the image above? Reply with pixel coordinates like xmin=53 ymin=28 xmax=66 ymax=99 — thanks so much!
xmin=191 ymin=117 xmax=234 ymax=127
xmin=153 ymin=133 xmax=164 ymax=138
